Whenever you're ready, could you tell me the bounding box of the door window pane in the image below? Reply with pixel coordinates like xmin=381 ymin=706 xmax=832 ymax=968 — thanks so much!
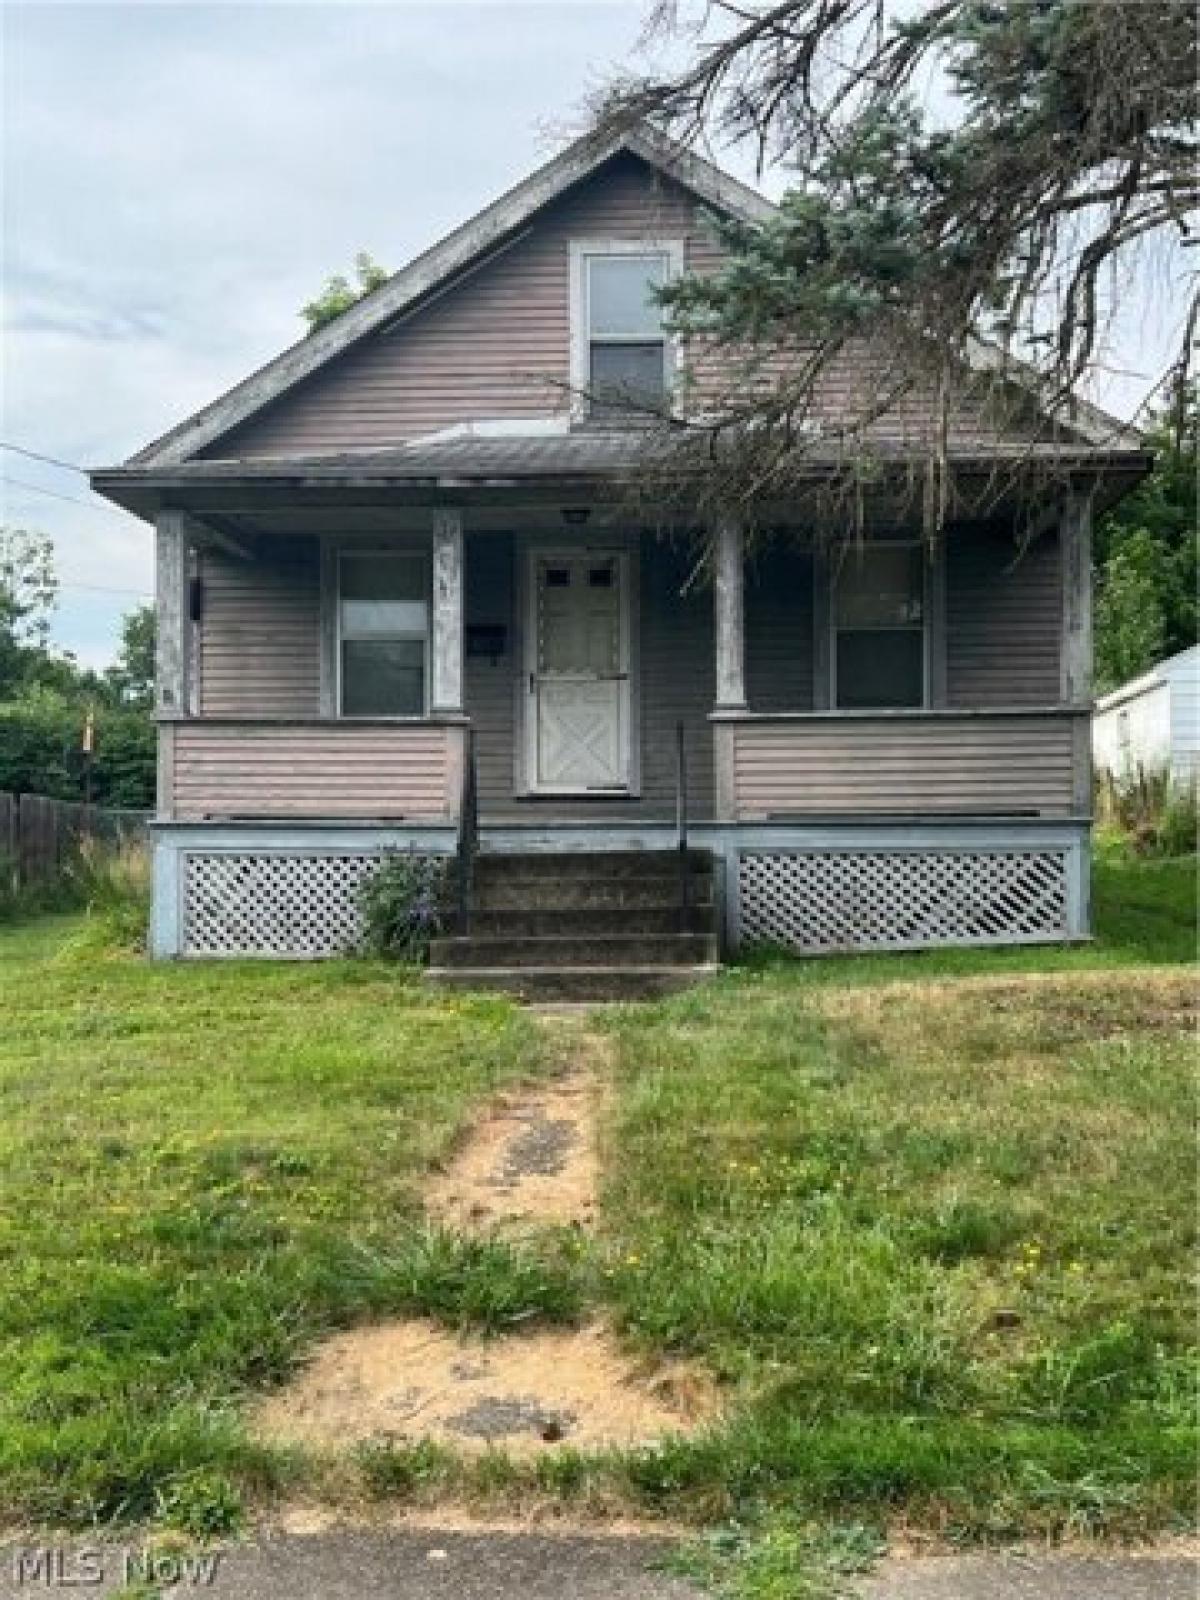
xmin=587 ymin=255 xmax=665 ymax=339
xmin=341 ymin=639 xmax=425 ymax=717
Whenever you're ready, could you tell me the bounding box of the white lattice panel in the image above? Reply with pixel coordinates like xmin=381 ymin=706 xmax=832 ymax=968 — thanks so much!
xmin=738 ymin=848 xmax=1069 ymax=952
xmin=184 ymin=853 xmax=380 ymax=956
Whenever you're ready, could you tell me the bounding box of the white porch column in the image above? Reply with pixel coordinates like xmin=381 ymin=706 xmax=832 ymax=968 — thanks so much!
xmin=1060 ymin=487 xmax=1093 ymax=705
xmin=714 ymin=515 xmax=746 ymax=710
xmin=431 ymin=507 xmax=465 ymax=714
xmin=154 ymin=509 xmax=190 ymax=718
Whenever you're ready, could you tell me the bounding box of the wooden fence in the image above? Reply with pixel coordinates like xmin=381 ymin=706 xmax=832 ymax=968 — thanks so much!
xmin=0 ymin=792 xmax=149 ymax=887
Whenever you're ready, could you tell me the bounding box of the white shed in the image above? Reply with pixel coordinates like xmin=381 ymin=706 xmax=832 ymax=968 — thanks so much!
xmin=1093 ymin=644 xmax=1200 ymax=787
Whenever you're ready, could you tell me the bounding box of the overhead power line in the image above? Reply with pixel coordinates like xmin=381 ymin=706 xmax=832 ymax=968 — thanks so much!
xmin=0 ymin=440 xmax=87 ymax=474
xmin=1 ymin=474 xmax=140 ymax=524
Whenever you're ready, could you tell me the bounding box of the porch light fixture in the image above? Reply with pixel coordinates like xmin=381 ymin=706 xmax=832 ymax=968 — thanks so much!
xmin=561 ymin=507 xmax=591 ymax=526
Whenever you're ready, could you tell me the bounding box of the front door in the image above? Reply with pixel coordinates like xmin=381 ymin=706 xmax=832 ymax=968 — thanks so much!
xmin=526 ymin=550 xmax=631 ymax=793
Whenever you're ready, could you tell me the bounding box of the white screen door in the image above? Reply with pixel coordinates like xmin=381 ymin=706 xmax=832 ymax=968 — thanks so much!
xmin=526 ymin=551 xmax=630 ymax=792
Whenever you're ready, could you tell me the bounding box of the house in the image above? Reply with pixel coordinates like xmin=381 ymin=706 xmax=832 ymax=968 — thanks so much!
xmin=1093 ymin=645 xmax=1200 ymax=789
xmin=92 ymin=124 xmax=1151 ymax=991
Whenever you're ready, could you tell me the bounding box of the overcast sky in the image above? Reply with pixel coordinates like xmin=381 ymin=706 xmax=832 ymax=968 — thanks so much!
xmin=1 ymin=1 xmax=1182 ymax=670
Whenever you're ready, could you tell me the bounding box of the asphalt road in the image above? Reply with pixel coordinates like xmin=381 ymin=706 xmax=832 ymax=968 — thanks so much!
xmin=1 ymin=1530 xmax=1194 ymax=1598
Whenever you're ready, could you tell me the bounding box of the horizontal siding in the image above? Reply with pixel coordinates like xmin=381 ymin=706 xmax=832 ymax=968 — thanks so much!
xmin=746 ymin=539 xmax=814 ymax=712
xmin=172 ymin=724 xmax=451 ymax=819
xmin=733 ymin=715 xmax=1078 ymax=818
xmin=212 ymin=157 xmax=709 ymax=459
xmin=207 ymin=153 xmax=1028 ymax=460
xmin=946 ymin=524 xmax=1061 ymax=706
xmin=199 ymin=545 xmax=320 ymax=715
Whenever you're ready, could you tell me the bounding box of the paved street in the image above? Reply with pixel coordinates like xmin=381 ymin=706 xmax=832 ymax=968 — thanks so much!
xmin=1 ymin=1530 xmax=1194 ymax=1598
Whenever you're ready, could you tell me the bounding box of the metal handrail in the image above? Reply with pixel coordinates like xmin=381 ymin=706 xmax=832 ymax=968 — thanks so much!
xmin=456 ymin=726 xmax=478 ymax=935
xmin=674 ymin=718 xmax=689 ymax=931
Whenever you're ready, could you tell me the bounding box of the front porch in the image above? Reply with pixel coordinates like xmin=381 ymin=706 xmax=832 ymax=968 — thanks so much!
xmin=136 ymin=476 xmax=1095 ymax=964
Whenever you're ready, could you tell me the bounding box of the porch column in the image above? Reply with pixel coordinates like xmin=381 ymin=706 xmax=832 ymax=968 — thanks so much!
xmin=1060 ymin=487 xmax=1093 ymax=705
xmin=431 ymin=507 xmax=465 ymax=714
xmin=154 ymin=509 xmax=191 ymax=718
xmin=1061 ymin=487 xmax=1094 ymax=816
xmin=713 ymin=515 xmax=746 ymax=709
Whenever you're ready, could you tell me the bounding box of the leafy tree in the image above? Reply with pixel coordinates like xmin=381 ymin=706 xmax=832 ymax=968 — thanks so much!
xmin=104 ymin=604 xmax=156 ymax=709
xmin=1094 ymin=393 xmax=1197 ymax=691
xmin=0 ymin=528 xmax=58 ymax=696
xmin=301 ymin=251 xmax=390 ymax=334
xmin=597 ymin=1 xmax=1196 ymax=523
xmin=0 ymin=528 xmax=156 ymax=806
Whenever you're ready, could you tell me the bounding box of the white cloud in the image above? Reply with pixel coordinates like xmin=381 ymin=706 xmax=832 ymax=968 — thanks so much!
xmin=2 ymin=0 xmax=647 ymax=664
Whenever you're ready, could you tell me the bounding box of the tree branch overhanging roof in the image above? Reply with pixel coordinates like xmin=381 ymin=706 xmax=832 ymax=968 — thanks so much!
xmin=116 ymin=119 xmax=1139 ymax=476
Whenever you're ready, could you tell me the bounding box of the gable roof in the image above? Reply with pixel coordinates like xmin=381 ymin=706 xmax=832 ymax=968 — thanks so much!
xmin=128 ymin=125 xmax=774 ymax=470
xmin=120 ymin=119 xmax=1139 ymax=473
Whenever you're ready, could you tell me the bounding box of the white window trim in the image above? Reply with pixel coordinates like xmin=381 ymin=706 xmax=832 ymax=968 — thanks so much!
xmin=568 ymin=238 xmax=686 ymax=424
xmin=828 ymin=539 xmax=932 ymax=712
xmin=334 ymin=546 xmax=432 ymax=720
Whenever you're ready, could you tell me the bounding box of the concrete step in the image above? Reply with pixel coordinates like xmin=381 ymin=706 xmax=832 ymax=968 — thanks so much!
xmin=424 ymin=964 xmax=718 ymax=1003
xmin=474 ymin=849 xmax=712 ymax=882
xmin=465 ymin=905 xmax=715 ymax=938
xmin=470 ymin=875 xmax=713 ymax=912
xmin=429 ymin=933 xmax=717 ymax=970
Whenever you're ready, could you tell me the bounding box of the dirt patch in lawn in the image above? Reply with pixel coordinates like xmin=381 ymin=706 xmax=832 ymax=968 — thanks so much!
xmin=425 ymin=1023 xmax=609 ymax=1232
xmin=253 ymin=1318 xmax=717 ymax=1457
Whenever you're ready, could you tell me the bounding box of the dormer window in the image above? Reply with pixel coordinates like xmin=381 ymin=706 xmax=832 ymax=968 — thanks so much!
xmin=570 ymin=241 xmax=683 ymax=422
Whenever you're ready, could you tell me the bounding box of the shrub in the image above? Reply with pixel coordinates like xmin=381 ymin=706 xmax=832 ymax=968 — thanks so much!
xmin=357 ymin=850 xmax=450 ymax=961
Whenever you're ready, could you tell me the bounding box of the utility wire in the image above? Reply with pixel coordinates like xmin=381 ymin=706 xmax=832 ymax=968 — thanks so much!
xmin=0 ymin=441 xmax=87 ymax=474
xmin=1 ymin=474 xmax=140 ymax=523
xmin=59 ymin=580 xmax=152 ymax=598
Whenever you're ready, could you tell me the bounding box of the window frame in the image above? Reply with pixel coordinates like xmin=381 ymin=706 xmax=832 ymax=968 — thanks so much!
xmin=568 ymin=238 xmax=685 ymax=423
xmin=335 ymin=547 xmax=432 ymax=720
xmin=828 ymin=537 xmax=932 ymax=712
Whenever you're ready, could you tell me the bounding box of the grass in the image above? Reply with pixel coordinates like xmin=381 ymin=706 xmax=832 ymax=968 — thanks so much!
xmin=593 ymin=848 xmax=1196 ymax=1556
xmin=0 ymin=925 xmax=559 ymax=1526
xmin=0 ymin=843 xmax=1193 ymax=1571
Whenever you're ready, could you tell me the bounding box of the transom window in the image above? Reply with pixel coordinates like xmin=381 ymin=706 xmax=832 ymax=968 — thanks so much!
xmin=832 ymin=542 xmax=927 ymax=709
xmin=338 ymin=552 xmax=428 ymax=716
xmin=573 ymin=245 xmax=679 ymax=421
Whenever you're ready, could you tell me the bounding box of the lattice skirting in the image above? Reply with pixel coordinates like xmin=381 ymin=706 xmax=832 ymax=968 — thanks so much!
xmin=737 ymin=847 xmax=1070 ymax=953
xmin=183 ymin=852 xmax=386 ymax=957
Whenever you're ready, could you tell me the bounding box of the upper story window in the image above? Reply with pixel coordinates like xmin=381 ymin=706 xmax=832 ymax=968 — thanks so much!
xmin=338 ymin=552 xmax=428 ymax=716
xmin=571 ymin=243 xmax=682 ymax=422
xmin=832 ymin=541 xmax=927 ymax=709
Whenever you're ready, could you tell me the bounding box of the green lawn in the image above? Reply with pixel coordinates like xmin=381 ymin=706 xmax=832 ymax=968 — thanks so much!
xmin=0 ymin=930 xmax=567 ymax=1528
xmin=0 ymin=847 xmax=1194 ymax=1559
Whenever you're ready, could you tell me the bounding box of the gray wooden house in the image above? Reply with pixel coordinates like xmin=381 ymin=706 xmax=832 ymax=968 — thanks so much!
xmin=93 ymin=125 xmax=1147 ymax=992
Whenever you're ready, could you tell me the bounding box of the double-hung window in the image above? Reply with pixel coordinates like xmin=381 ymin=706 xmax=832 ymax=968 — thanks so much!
xmin=338 ymin=552 xmax=429 ymax=716
xmin=832 ymin=540 xmax=927 ymax=709
xmin=573 ymin=245 xmax=679 ymax=420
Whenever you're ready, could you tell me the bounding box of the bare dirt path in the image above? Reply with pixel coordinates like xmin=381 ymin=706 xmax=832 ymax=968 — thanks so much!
xmin=424 ymin=1016 xmax=608 ymax=1234
xmin=254 ymin=1013 xmax=719 ymax=1460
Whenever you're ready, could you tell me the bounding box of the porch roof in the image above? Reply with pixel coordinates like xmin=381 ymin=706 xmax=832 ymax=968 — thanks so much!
xmin=92 ymin=430 xmax=1151 ymax=522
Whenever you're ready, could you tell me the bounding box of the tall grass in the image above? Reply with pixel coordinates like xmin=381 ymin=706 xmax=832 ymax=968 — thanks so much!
xmin=57 ymin=838 xmax=152 ymax=956
xmin=1096 ymin=765 xmax=1198 ymax=857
